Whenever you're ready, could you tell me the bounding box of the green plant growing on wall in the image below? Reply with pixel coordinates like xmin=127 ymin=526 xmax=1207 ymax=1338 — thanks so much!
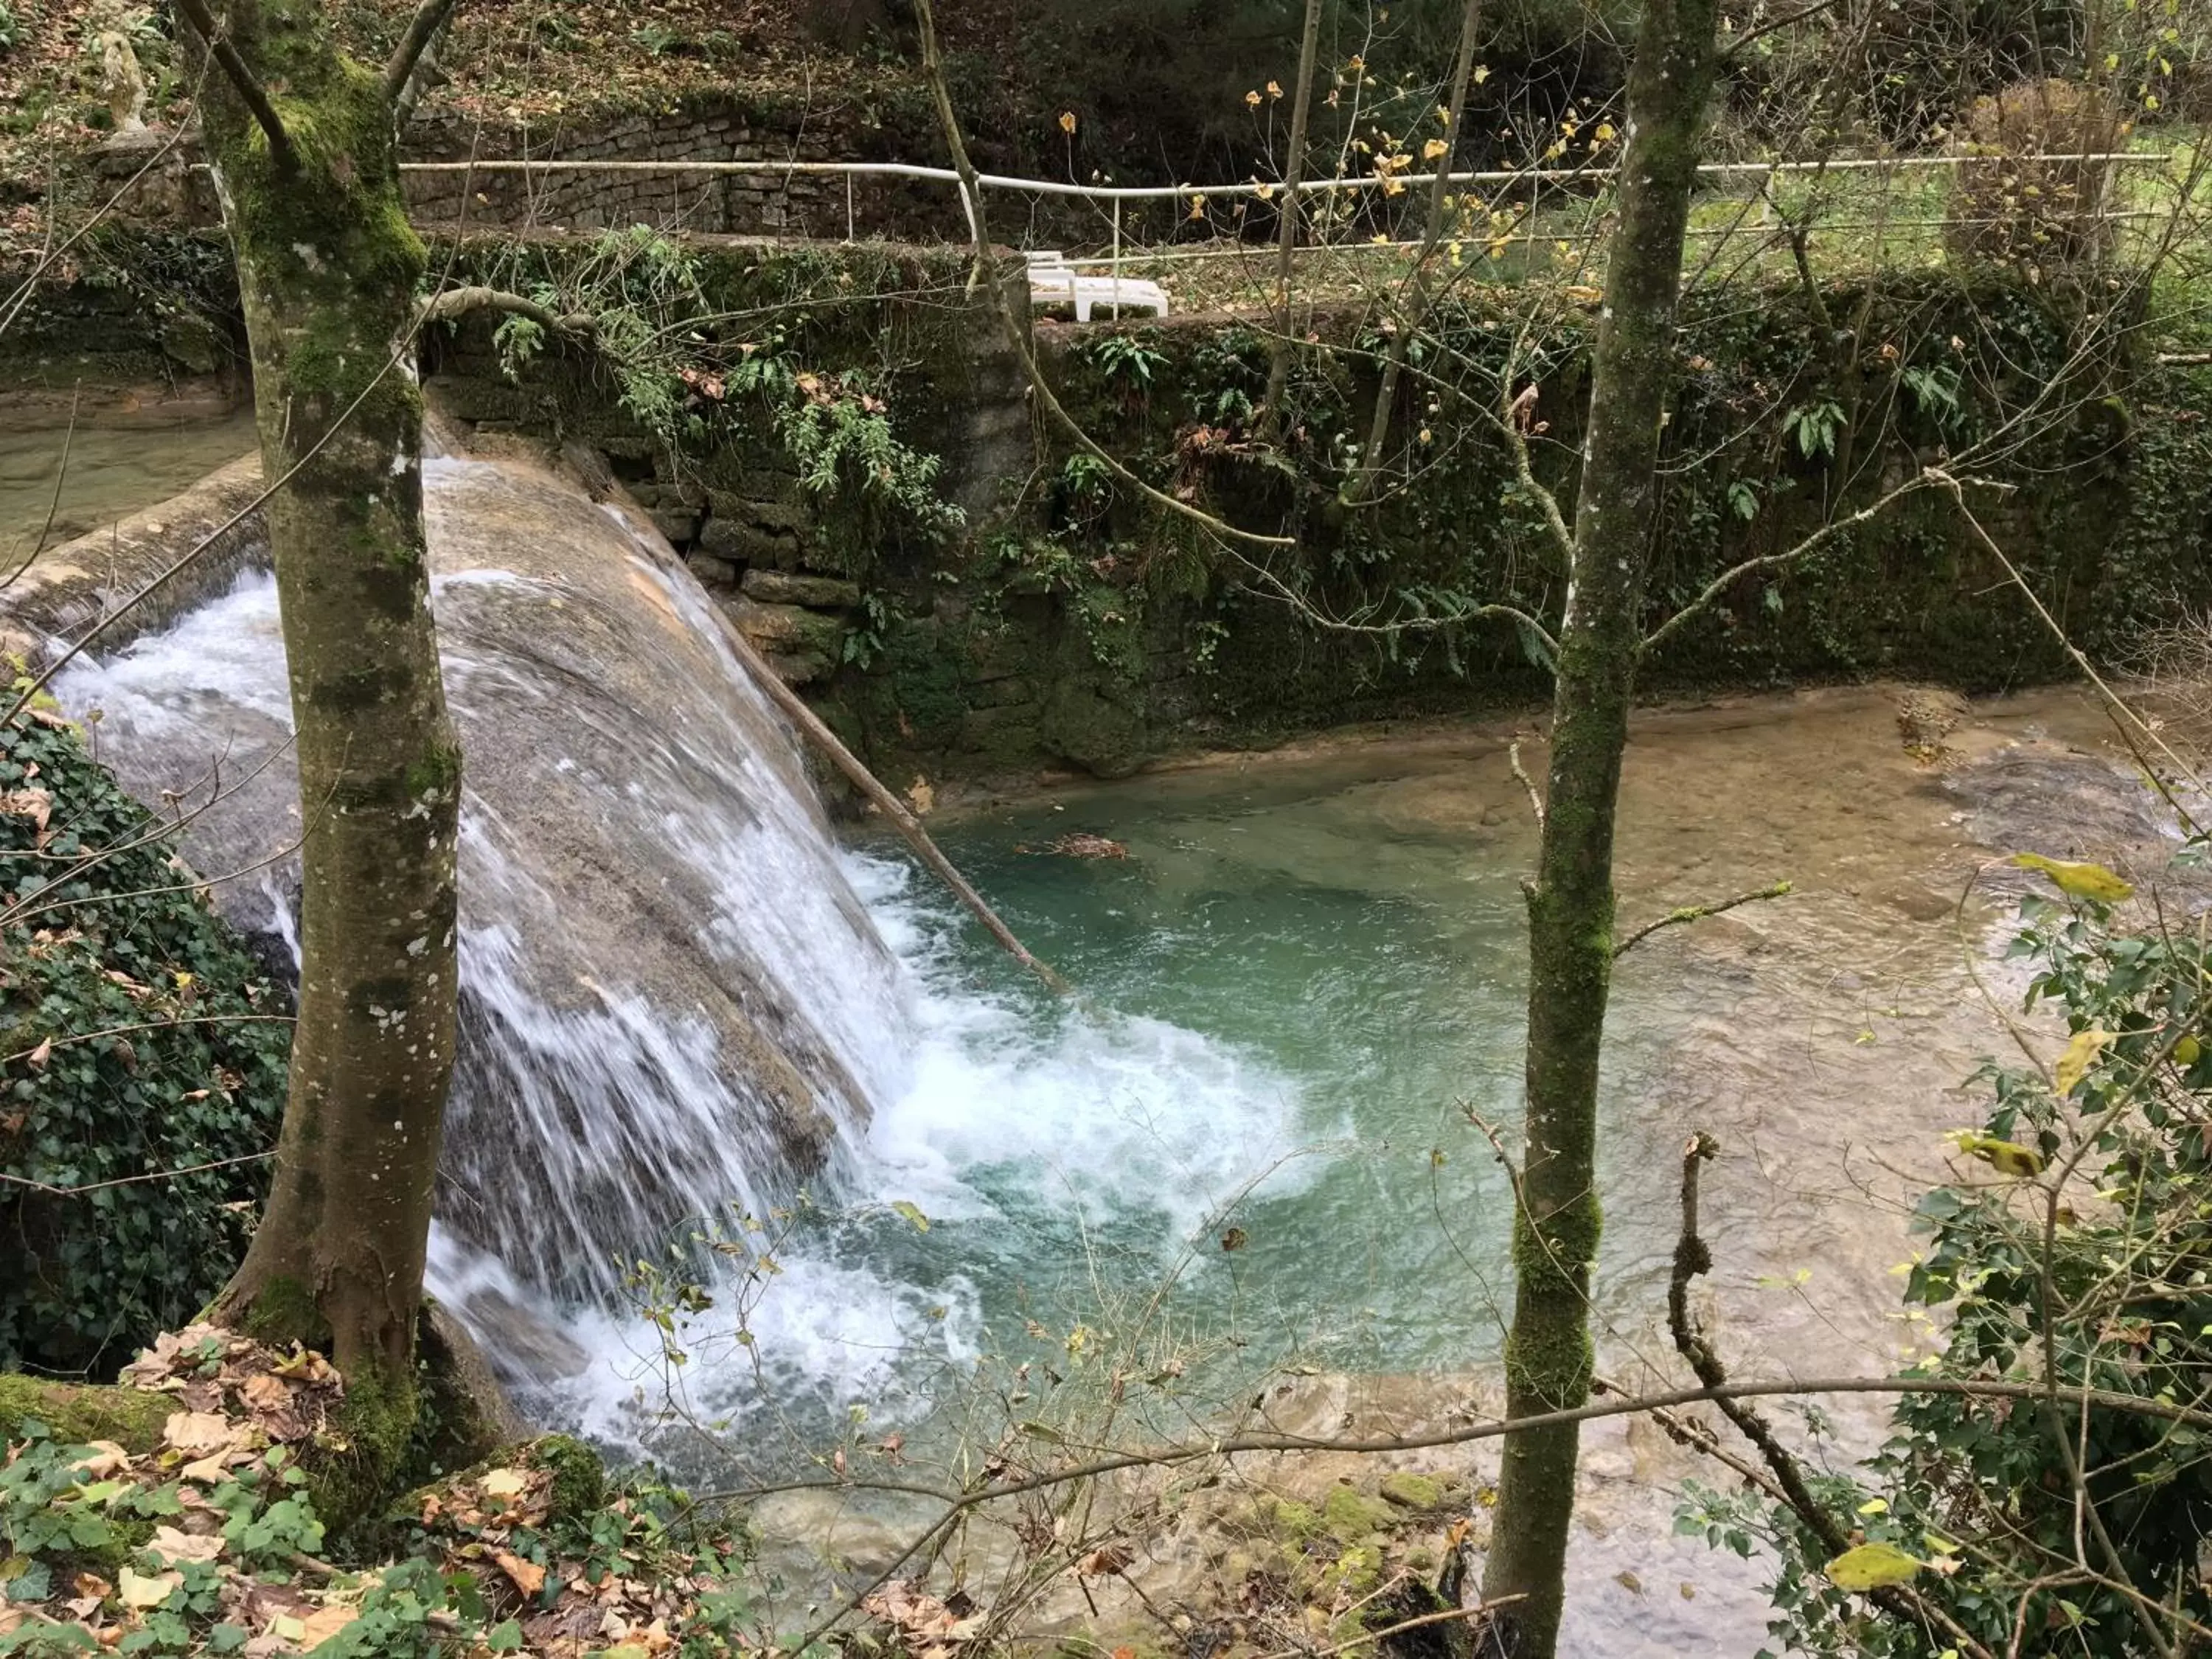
xmin=1083 ymin=332 xmax=1168 ymax=394
xmin=1784 ymin=397 xmax=1848 ymax=461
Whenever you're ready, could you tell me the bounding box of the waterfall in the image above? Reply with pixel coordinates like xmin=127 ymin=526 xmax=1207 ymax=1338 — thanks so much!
xmin=52 ymin=453 xmax=912 ymax=1318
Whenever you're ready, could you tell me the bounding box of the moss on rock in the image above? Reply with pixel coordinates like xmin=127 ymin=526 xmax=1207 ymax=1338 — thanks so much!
xmin=1321 ymin=1484 xmax=1399 ymax=1542
xmin=1378 ymin=1470 xmax=1453 ymax=1513
xmin=0 ymin=1377 xmax=170 ymax=1450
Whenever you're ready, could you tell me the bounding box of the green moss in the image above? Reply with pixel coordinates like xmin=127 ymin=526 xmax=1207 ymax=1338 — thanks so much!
xmin=303 ymin=1360 xmax=419 ymax=1540
xmin=0 ymin=1377 xmax=170 ymax=1450
xmin=1326 ymin=1540 xmax=1387 ymax=1596
xmin=1378 ymin=1470 xmax=1451 ymax=1512
xmin=1261 ymin=1496 xmax=1322 ymax=1544
xmin=1321 ymin=1484 xmax=1398 ymax=1542
xmin=231 ymin=1275 xmax=327 ymax=1351
xmin=535 ymin=1435 xmax=607 ymax=1520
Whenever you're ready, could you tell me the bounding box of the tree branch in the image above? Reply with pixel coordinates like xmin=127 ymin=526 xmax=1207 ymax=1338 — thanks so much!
xmin=1667 ymin=1134 xmax=1998 ymax=1659
xmin=1721 ymin=0 xmax=1847 ymax=60
xmin=172 ymin=0 xmax=293 ymax=171
xmin=382 ymin=0 xmax=459 ymax=109
xmin=1614 ymin=880 xmax=1790 ymax=957
xmin=674 ymin=538 xmax=1070 ymax=996
xmin=415 ymin=285 xmax=594 ymax=335
xmin=909 ymin=0 xmax=1293 ymax=553
xmin=1639 ymin=467 xmax=1938 ymax=656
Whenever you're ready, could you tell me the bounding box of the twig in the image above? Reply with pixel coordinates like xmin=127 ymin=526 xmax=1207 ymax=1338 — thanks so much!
xmin=1721 ymin=0 xmax=1848 ymax=60
xmin=0 ymin=1150 xmax=276 ymax=1197
xmin=1256 ymin=0 xmax=1324 ymax=445
xmin=172 ymin=0 xmax=294 ymax=171
xmin=1933 ymin=470 xmax=2208 ymax=832
xmin=1508 ymin=738 xmax=1545 ymax=829
xmin=678 ymin=544 xmax=1069 ymax=995
xmin=1641 ymin=469 xmax=1939 ymax=655
xmin=3 ymin=387 xmax=77 ymax=591
xmin=1666 ymin=1133 xmax=2000 ymax=1659
xmin=1613 ymin=880 xmax=1790 ymax=957
xmin=2 ymin=1013 xmax=295 ymax=1065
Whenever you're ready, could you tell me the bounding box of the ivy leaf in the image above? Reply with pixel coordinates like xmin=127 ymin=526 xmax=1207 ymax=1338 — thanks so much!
xmin=2010 ymin=853 xmax=2133 ymax=905
xmin=1825 ymin=1541 xmax=1924 ymax=1590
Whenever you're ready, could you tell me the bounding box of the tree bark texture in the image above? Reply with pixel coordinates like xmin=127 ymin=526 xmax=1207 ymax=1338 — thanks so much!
xmin=1478 ymin=0 xmax=1719 ymax=1651
xmin=193 ymin=0 xmax=461 ymax=1391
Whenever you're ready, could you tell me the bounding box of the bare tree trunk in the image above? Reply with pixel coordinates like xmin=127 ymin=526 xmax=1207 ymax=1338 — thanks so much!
xmin=189 ymin=0 xmax=460 ymax=1416
xmin=1343 ymin=0 xmax=1483 ymax=505
xmin=1257 ymin=0 xmax=1326 ymax=442
xmin=1478 ymin=0 xmax=1719 ymax=1649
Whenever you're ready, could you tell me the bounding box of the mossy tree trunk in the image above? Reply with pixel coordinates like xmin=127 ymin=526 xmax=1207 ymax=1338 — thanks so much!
xmin=188 ymin=0 xmax=461 ymax=1412
xmin=1478 ymin=0 xmax=1719 ymax=1652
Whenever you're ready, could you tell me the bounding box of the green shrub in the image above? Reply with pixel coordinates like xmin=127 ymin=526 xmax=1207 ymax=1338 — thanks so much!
xmin=1 ymin=699 xmax=290 ymax=1377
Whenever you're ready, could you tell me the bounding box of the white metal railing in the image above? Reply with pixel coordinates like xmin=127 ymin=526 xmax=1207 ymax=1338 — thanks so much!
xmin=395 ymin=151 xmax=2177 ymax=298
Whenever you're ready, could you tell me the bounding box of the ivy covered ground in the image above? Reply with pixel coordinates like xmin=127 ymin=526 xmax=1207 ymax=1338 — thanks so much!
xmin=0 ymin=1323 xmax=759 ymax=1659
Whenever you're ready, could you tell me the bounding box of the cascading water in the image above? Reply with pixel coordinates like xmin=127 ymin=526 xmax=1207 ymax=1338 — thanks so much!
xmin=51 ymin=454 xmax=915 ymax=1324
xmin=49 ymin=448 xmax=1304 ymax=1437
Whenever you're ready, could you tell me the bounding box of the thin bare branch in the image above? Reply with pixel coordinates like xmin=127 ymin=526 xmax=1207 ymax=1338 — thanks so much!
xmin=173 ymin=0 xmax=294 ymax=171
xmin=1615 ymin=880 xmax=1791 ymax=957
xmin=909 ymin=0 xmax=1293 ymax=553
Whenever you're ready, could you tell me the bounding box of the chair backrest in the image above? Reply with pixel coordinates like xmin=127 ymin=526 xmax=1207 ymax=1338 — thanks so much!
xmin=1024 ymin=250 xmax=1071 ymax=271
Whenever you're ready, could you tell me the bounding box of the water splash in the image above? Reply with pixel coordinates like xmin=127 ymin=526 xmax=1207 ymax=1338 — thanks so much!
xmin=49 ymin=451 xmax=1303 ymax=1441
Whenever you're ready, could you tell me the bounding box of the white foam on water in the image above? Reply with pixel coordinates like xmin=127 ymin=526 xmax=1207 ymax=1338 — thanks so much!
xmin=844 ymin=852 xmax=1305 ymax=1239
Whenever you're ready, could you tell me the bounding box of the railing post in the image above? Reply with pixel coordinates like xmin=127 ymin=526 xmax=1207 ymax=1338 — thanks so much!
xmin=1111 ymin=198 xmax=1122 ymax=313
xmin=846 ymin=173 xmax=856 ymax=242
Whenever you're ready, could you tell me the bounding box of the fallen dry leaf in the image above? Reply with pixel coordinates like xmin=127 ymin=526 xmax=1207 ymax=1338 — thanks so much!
xmin=118 ymin=1566 xmax=181 ymax=1609
xmin=146 ymin=1525 xmax=224 ymax=1565
xmin=69 ymin=1441 xmax=129 ymax=1478
xmin=495 ymin=1551 xmax=546 ymax=1598
xmin=163 ymin=1411 xmax=235 ymax=1456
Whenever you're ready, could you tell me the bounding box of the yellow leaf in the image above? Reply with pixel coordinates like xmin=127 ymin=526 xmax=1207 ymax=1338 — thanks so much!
xmin=479 ymin=1468 xmax=529 ymax=1500
xmin=1826 ymin=1541 xmax=1924 ymax=1590
xmin=1422 ymin=138 xmax=1449 ymax=161
xmin=118 ymin=1567 xmax=179 ymax=1610
xmin=1245 ymin=90 xmax=1262 ymax=108
xmin=2174 ymin=1034 xmax=2200 ymax=1066
xmin=2010 ymin=852 xmax=2133 ymax=904
xmin=1472 ymin=63 xmax=1490 ymax=83
xmin=1057 ymin=111 xmax=1077 ymax=136
xmin=1266 ymin=81 xmax=1283 ymax=98
xmin=2055 ymin=1029 xmax=2115 ymax=1095
xmin=1947 ymin=1130 xmax=2046 ymax=1178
